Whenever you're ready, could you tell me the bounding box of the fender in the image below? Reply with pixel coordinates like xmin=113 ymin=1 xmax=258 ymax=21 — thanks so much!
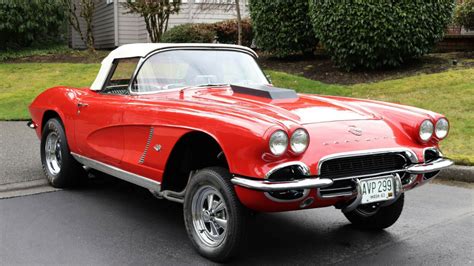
xmin=29 ymin=86 xmax=83 ymax=151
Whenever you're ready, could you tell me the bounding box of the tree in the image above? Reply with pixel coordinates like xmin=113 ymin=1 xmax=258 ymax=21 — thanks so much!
xmin=197 ymin=0 xmax=243 ymax=45
xmin=123 ymin=0 xmax=182 ymax=43
xmin=63 ymin=0 xmax=96 ymax=51
xmin=454 ymin=0 xmax=474 ymax=30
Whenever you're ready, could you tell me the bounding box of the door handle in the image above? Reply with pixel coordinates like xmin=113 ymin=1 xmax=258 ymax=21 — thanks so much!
xmin=77 ymin=102 xmax=89 ymax=108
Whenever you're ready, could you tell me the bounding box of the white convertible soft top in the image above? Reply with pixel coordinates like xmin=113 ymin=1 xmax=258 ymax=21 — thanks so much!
xmin=90 ymin=43 xmax=257 ymax=91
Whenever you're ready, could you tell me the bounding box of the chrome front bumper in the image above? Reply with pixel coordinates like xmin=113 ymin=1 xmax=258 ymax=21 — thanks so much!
xmin=405 ymin=158 xmax=454 ymax=174
xmin=231 ymin=158 xmax=454 ymax=192
xmin=231 ymin=177 xmax=333 ymax=191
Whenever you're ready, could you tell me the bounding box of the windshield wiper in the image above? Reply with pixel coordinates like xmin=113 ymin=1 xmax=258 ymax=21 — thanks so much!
xmin=195 ymin=83 xmax=229 ymax=87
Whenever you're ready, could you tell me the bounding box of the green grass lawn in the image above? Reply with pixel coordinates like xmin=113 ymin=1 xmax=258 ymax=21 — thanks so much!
xmin=0 ymin=63 xmax=472 ymax=165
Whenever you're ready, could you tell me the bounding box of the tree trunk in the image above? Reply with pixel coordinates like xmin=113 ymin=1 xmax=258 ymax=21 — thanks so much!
xmin=235 ymin=0 xmax=242 ymax=45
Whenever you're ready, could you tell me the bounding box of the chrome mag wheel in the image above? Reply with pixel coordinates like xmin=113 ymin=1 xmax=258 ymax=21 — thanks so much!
xmin=45 ymin=131 xmax=62 ymax=176
xmin=192 ymin=186 xmax=228 ymax=247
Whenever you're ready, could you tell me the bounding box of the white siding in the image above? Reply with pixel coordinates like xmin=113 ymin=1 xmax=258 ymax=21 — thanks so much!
xmin=117 ymin=1 xmax=149 ymax=45
xmin=178 ymin=1 xmax=249 ymax=26
xmin=70 ymin=0 xmax=250 ymax=49
xmin=117 ymin=0 xmax=249 ymax=45
xmin=70 ymin=0 xmax=115 ymax=49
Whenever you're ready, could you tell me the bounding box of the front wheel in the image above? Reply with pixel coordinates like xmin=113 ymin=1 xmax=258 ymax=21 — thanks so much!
xmin=343 ymin=194 xmax=404 ymax=230
xmin=183 ymin=167 xmax=248 ymax=262
xmin=40 ymin=118 xmax=85 ymax=188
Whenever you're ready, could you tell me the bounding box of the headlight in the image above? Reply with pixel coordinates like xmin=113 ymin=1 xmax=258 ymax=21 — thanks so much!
xmin=290 ymin=128 xmax=309 ymax=154
xmin=435 ymin=118 xmax=449 ymax=139
xmin=419 ymin=120 xmax=434 ymax=142
xmin=269 ymin=130 xmax=288 ymax=156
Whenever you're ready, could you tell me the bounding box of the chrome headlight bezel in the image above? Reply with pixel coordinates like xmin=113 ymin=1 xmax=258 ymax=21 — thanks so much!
xmin=290 ymin=128 xmax=309 ymax=154
xmin=269 ymin=130 xmax=289 ymax=156
xmin=419 ymin=120 xmax=434 ymax=142
xmin=435 ymin=118 xmax=449 ymax=139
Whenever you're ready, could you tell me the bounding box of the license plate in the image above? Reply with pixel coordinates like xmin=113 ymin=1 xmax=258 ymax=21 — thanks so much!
xmin=360 ymin=176 xmax=395 ymax=204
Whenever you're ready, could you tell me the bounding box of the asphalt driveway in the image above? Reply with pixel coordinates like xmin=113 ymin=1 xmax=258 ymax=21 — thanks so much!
xmin=0 ymin=121 xmax=43 ymax=185
xmin=0 ymin=179 xmax=473 ymax=265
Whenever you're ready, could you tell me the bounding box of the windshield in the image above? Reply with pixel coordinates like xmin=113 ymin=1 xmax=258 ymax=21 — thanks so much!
xmin=132 ymin=49 xmax=269 ymax=93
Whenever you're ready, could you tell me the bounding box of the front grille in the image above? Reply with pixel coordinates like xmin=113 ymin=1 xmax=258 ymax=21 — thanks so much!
xmin=319 ymin=153 xmax=407 ymax=179
xmin=319 ymin=179 xmax=355 ymax=198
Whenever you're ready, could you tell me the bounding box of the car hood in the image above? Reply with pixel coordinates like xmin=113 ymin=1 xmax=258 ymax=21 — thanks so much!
xmin=188 ymin=87 xmax=381 ymax=125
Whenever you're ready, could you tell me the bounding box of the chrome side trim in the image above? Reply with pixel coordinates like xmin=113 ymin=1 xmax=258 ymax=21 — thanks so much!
xmin=265 ymin=161 xmax=311 ymax=178
xmin=317 ymin=147 xmax=419 ymax=175
xmin=406 ymin=158 xmax=453 ymax=174
xmin=231 ymin=176 xmax=333 ymax=192
xmin=139 ymin=127 xmax=154 ymax=164
xmin=71 ymin=153 xmax=161 ymax=191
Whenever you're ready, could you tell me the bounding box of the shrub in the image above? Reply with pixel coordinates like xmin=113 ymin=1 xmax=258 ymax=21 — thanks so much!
xmin=309 ymin=0 xmax=456 ymax=70
xmin=0 ymin=1 xmax=65 ymax=50
xmin=212 ymin=19 xmax=253 ymax=47
xmin=161 ymin=24 xmax=216 ymax=43
xmin=249 ymin=0 xmax=317 ymax=57
xmin=454 ymin=0 xmax=474 ymax=30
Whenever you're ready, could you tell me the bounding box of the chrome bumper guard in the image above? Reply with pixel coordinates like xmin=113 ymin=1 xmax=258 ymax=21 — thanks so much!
xmin=231 ymin=177 xmax=333 ymax=192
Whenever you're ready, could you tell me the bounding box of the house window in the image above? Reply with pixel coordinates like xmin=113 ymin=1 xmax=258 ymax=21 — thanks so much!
xmin=106 ymin=0 xmax=113 ymax=4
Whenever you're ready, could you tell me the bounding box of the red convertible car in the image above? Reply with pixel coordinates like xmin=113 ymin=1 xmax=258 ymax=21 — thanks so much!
xmin=29 ymin=43 xmax=453 ymax=261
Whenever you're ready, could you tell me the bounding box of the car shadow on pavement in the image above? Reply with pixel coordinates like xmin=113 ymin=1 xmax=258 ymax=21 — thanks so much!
xmin=71 ymin=175 xmax=395 ymax=264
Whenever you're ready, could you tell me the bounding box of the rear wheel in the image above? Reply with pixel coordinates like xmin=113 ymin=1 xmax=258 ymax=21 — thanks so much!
xmin=343 ymin=194 xmax=404 ymax=230
xmin=183 ymin=167 xmax=248 ymax=262
xmin=41 ymin=118 xmax=85 ymax=188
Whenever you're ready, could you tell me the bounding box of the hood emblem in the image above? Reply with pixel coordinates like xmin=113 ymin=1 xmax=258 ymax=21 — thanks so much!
xmin=348 ymin=125 xmax=363 ymax=136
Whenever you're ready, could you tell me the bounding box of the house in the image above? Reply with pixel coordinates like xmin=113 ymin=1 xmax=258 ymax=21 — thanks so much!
xmin=437 ymin=0 xmax=474 ymax=51
xmin=70 ymin=0 xmax=249 ymax=49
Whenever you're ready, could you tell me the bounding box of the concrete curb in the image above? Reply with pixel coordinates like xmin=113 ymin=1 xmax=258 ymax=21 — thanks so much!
xmin=0 ymin=179 xmax=60 ymax=199
xmin=437 ymin=165 xmax=474 ymax=183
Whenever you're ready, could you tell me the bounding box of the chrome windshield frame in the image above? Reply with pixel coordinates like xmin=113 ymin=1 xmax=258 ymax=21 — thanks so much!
xmin=127 ymin=47 xmax=269 ymax=96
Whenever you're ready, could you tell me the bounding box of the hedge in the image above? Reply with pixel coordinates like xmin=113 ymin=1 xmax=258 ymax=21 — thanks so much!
xmin=0 ymin=1 xmax=65 ymax=49
xmin=309 ymin=0 xmax=456 ymax=70
xmin=161 ymin=24 xmax=216 ymax=43
xmin=213 ymin=19 xmax=253 ymax=47
xmin=161 ymin=20 xmax=254 ymax=46
xmin=249 ymin=0 xmax=317 ymax=57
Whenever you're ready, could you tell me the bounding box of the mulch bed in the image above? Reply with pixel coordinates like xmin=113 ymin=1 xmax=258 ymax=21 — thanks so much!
xmin=5 ymin=51 xmax=109 ymax=64
xmin=258 ymin=52 xmax=474 ymax=85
